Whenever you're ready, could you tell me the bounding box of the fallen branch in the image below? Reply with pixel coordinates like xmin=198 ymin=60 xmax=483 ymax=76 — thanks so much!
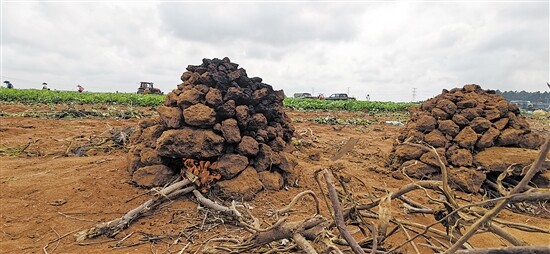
xmin=398 ymin=194 xmax=431 ymax=210
xmin=493 ymin=218 xmax=550 ymax=233
xmin=401 ymin=203 xmax=433 ymax=214
xmin=486 ymin=223 xmax=526 ymax=246
xmin=241 ymin=215 xmax=327 ymax=251
xmin=324 ymin=170 xmax=365 ymax=254
xmin=455 ymin=245 xmax=550 ymax=254
xmin=292 ymin=233 xmax=318 ymax=254
xmin=192 ymin=190 xmax=242 ymax=218
xmin=355 ymin=180 xmax=442 ymax=211
xmin=275 ymin=190 xmax=320 ymax=216
xmin=76 ymin=179 xmax=194 ymax=241
xmin=399 ymin=224 xmax=420 ymax=254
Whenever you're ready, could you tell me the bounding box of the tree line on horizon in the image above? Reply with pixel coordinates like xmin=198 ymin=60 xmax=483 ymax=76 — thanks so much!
xmin=496 ymin=90 xmax=550 ymax=103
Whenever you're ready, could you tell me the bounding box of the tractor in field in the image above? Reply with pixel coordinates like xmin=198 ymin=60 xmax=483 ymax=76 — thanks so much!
xmin=137 ymin=82 xmax=163 ymax=95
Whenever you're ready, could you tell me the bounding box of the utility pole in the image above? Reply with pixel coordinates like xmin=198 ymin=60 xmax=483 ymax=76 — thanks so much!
xmin=347 ymin=87 xmax=350 ymax=95
xmin=412 ymin=88 xmax=417 ymax=102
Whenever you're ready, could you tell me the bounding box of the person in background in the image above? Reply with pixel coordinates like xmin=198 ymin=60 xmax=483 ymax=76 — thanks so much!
xmin=366 ymin=94 xmax=370 ymax=101
xmin=77 ymin=85 xmax=85 ymax=93
xmin=4 ymin=80 xmax=14 ymax=89
xmin=42 ymin=82 xmax=50 ymax=90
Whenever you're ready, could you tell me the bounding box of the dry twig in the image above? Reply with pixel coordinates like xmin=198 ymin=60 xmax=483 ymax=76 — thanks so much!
xmin=76 ymin=179 xmax=194 ymax=241
xmin=324 ymin=170 xmax=365 ymax=254
xmin=455 ymin=245 xmax=550 ymax=254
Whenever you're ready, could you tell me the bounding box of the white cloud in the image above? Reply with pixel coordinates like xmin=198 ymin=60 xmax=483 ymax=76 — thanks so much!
xmin=1 ymin=2 xmax=548 ymax=101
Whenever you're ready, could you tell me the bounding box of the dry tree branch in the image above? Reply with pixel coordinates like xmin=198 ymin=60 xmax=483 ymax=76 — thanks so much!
xmin=446 ymin=137 xmax=550 ymax=253
xmin=76 ymin=179 xmax=194 ymax=241
xmin=292 ymin=233 xmax=318 ymax=254
xmin=241 ymin=215 xmax=328 ymax=251
xmin=263 ymin=244 xmax=298 ymax=254
xmin=355 ymin=180 xmax=442 ymax=211
xmin=454 ymin=245 xmax=550 ymax=254
xmin=492 ymin=218 xmax=550 ymax=233
xmin=192 ymin=190 xmax=242 ymax=218
xmin=324 ymin=170 xmax=365 ymax=254
xmin=467 ymin=190 xmax=550 ymax=209
xmin=324 ymin=244 xmax=345 ymax=254
xmin=275 ymin=190 xmax=320 ymax=216
xmin=399 ymin=224 xmax=420 ymax=254
xmin=368 ymin=222 xmax=378 ymax=254
xmin=402 ymin=203 xmax=434 ymax=214
xmin=408 ymin=225 xmax=451 ymax=250
xmin=486 ymin=224 xmax=527 ymax=246
xmin=453 ymin=210 xmax=526 ymax=247
xmin=399 ymin=194 xmax=431 ymax=210
xmin=314 ymin=168 xmax=332 ymax=214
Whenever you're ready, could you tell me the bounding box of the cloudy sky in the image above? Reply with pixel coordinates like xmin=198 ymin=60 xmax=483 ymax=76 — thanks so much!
xmin=1 ymin=1 xmax=548 ymax=102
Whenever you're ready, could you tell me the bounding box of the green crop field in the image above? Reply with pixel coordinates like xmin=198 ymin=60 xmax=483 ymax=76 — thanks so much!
xmin=0 ymin=88 xmax=416 ymax=112
xmin=283 ymin=98 xmax=416 ymax=112
xmin=0 ymin=88 xmax=165 ymax=107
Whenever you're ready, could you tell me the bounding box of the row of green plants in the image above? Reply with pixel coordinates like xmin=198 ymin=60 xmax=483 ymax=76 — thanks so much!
xmin=283 ymin=98 xmax=416 ymax=112
xmin=0 ymin=88 xmax=416 ymax=112
xmin=0 ymin=88 xmax=165 ymax=107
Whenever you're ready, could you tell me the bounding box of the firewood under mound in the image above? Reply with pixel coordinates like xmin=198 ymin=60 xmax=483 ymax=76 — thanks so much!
xmin=126 ymin=57 xmax=296 ymax=201
xmin=389 ymin=84 xmax=547 ymax=193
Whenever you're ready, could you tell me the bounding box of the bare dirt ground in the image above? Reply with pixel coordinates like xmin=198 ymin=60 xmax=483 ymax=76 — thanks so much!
xmin=1 ymin=103 xmax=549 ymax=253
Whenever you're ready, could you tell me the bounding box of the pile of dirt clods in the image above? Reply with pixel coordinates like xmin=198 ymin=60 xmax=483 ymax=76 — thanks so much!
xmin=126 ymin=57 xmax=296 ymax=200
xmin=389 ymin=84 xmax=546 ymax=193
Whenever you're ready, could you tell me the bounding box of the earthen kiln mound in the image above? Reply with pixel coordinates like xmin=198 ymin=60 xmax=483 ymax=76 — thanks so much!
xmin=126 ymin=57 xmax=296 ymax=200
xmin=389 ymin=84 xmax=546 ymax=193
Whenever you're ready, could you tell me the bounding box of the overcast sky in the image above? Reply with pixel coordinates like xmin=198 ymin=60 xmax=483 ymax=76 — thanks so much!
xmin=1 ymin=1 xmax=549 ymax=102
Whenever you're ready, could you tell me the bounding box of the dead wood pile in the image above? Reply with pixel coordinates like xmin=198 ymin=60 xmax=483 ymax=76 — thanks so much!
xmin=389 ymin=84 xmax=547 ymax=193
xmin=126 ymin=57 xmax=296 ymax=200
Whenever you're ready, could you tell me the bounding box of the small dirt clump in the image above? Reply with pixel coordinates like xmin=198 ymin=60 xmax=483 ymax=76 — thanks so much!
xmin=127 ymin=57 xmax=295 ymax=200
xmin=389 ymin=84 xmax=545 ymax=193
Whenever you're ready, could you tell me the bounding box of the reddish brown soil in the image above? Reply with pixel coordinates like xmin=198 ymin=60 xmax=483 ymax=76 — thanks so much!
xmin=1 ymin=103 xmax=549 ymax=253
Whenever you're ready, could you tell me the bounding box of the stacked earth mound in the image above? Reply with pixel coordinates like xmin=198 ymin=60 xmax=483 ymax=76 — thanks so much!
xmin=389 ymin=84 xmax=545 ymax=193
xmin=126 ymin=57 xmax=296 ymax=200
